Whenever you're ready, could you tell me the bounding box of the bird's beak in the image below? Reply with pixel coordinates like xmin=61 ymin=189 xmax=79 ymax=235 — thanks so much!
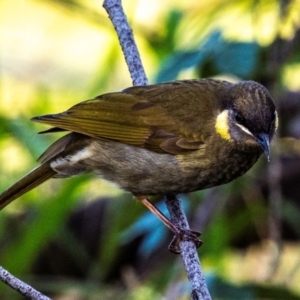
xmin=255 ymin=132 xmax=270 ymax=162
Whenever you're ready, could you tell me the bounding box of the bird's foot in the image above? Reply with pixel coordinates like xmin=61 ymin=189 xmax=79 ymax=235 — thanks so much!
xmin=168 ymin=228 xmax=202 ymax=254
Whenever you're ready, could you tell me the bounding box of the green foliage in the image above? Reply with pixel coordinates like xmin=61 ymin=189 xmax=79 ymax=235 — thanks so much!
xmin=1 ymin=0 xmax=300 ymax=299
xmin=156 ymin=31 xmax=260 ymax=82
xmin=208 ymin=275 xmax=300 ymax=300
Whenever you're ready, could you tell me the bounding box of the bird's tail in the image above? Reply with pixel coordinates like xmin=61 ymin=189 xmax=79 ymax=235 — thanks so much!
xmin=0 ymin=163 xmax=56 ymax=210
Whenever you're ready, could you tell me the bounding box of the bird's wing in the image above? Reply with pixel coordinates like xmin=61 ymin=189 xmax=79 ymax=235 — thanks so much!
xmin=32 ymin=80 xmax=227 ymax=154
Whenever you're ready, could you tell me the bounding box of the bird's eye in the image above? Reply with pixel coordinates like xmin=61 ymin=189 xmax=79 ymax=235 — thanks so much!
xmin=234 ymin=111 xmax=244 ymax=124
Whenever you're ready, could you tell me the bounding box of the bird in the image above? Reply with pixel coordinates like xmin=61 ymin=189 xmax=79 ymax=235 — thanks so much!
xmin=0 ymin=79 xmax=277 ymax=249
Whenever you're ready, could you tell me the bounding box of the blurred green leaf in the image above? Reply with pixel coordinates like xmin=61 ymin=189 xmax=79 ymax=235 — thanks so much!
xmin=0 ymin=175 xmax=91 ymax=276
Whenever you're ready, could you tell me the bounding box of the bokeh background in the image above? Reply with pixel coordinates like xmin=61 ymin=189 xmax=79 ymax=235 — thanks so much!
xmin=1 ymin=0 xmax=300 ymax=299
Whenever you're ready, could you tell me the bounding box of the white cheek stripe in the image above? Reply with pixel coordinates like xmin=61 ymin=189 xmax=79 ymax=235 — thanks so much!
xmin=275 ymin=111 xmax=279 ymax=130
xmin=236 ymin=123 xmax=254 ymax=137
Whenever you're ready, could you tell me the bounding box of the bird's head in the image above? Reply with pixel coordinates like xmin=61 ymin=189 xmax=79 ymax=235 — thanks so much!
xmin=215 ymin=81 xmax=278 ymax=160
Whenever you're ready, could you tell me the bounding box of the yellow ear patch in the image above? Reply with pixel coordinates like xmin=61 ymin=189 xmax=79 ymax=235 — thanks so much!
xmin=215 ymin=110 xmax=230 ymax=140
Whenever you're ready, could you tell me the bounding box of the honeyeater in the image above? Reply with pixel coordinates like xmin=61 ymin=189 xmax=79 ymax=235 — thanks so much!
xmin=0 ymin=79 xmax=278 ymax=247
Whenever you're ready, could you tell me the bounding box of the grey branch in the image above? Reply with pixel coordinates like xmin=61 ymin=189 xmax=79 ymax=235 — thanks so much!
xmin=166 ymin=195 xmax=211 ymax=300
xmin=0 ymin=267 xmax=51 ymax=300
xmin=103 ymin=0 xmax=211 ymax=299
xmin=103 ymin=0 xmax=148 ymax=86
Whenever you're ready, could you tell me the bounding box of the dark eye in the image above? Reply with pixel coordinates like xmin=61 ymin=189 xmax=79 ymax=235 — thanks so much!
xmin=234 ymin=111 xmax=244 ymax=124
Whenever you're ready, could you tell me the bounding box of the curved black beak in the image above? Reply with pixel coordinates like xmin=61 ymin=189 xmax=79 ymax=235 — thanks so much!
xmin=255 ymin=132 xmax=270 ymax=162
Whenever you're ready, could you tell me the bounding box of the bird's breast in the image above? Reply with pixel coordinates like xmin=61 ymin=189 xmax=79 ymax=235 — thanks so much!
xmin=58 ymin=137 xmax=262 ymax=195
xmin=177 ymin=137 xmax=262 ymax=192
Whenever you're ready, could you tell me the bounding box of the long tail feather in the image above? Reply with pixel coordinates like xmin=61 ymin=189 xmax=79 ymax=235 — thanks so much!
xmin=0 ymin=163 xmax=56 ymax=210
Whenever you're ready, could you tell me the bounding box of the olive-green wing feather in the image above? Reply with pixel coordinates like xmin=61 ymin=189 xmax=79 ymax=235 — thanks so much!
xmin=32 ymin=79 xmax=231 ymax=154
xmin=33 ymin=93 xmax=151 ymax=145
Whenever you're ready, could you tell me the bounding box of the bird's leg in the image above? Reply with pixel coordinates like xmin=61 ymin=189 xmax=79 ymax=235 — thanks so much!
xmin=136 ymin=195 xmax=178 ymax=232
xmin=135 ymin=195 xmax=202 ymax=254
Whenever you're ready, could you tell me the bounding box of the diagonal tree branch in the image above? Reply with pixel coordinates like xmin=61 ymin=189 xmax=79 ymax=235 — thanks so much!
xmin=102 ymin=1 xmax=211 ymax=299
xmin=0 ymin=267 xmax=51 ymax=300
xmin=103 ymin=0 xmax=147 ymax=86
xmin=165 ymin=195 xmax=211 ymax=300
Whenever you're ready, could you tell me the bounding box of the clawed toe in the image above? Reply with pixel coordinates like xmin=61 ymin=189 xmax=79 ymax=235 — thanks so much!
xmin=168 ymin=229 xmax=202 ymax=254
